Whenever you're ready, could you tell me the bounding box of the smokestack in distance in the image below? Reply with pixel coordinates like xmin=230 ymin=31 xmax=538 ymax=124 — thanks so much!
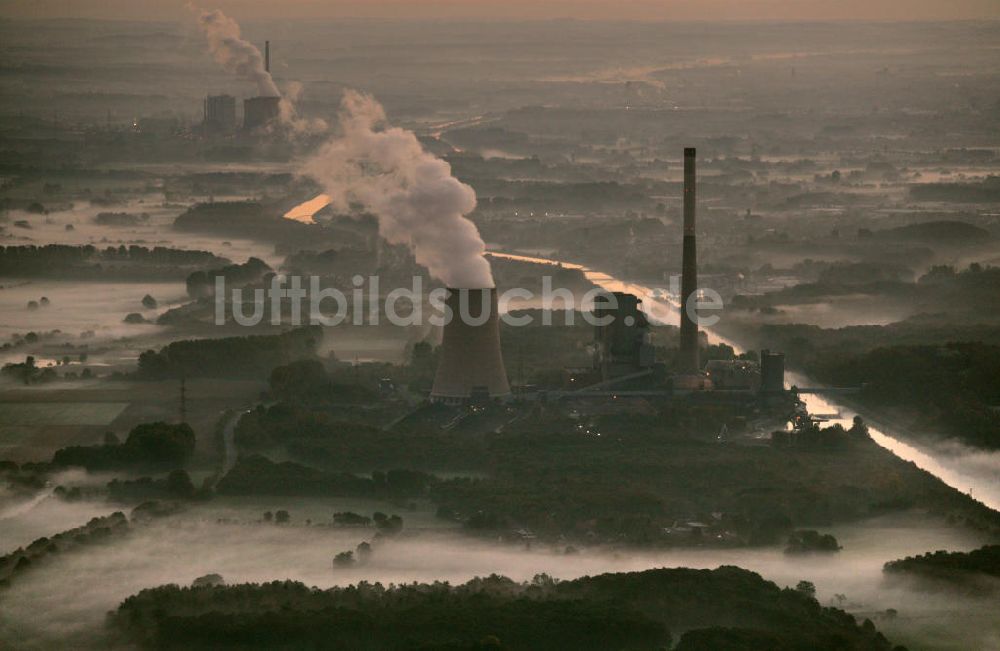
xmin=678 ymin=147 xmax=700 ymax=374
xmin=264 ymin=40 xmax=270 ymax=73
xmin=431 ymin=288 xmax=511 ymax=404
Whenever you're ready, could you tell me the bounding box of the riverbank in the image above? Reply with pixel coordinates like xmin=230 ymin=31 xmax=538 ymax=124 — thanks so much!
xmin=489 ymin=249 xmax=1000 ymax=513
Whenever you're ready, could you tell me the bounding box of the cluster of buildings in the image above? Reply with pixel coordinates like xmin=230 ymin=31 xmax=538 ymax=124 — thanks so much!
xmin=201 ymin=41 xmax=281 ymax=134
xmin=203 ymin=94 xmax=280 ymax=133
xmin=427 ymin=148 xmax=788 ymax=408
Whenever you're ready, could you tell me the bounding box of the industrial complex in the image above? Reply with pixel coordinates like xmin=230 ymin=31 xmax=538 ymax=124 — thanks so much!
xmin=425 ymin=148 xmax=791 ymax=416
xmin=202 ymin=40 xmax=280 ymax=133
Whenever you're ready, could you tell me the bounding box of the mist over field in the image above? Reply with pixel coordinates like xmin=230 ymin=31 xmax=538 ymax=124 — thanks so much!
xmin=2 ymin=8 xmax=1000 ymax=651
xmin=1 ymin=501 xmax=995 ymax=649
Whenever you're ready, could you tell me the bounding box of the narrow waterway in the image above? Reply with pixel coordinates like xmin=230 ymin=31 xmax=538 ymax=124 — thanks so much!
xmin=275 ymin=190 xmax=1000 ymax=513
xmin=489 ymin=251 xmax=1000 ymax=512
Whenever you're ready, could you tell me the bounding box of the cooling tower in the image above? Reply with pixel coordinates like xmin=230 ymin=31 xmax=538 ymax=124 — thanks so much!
xmin=431 ymin=288 xmax=511 ymax=404
xmin=678 ymin=147 xmax=700 ymax=375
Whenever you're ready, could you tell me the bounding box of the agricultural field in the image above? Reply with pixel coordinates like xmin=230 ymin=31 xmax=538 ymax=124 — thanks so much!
xmin=0 ymin=402 xmax=129 ymax=427
xmin=0 ymin=379 xmax=263 ymax=463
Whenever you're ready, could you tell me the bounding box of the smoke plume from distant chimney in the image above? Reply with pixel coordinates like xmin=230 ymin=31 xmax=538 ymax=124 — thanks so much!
xmin=191 ymin=6 xmax=327 ymax=135
xmin=302 ymin=91 xmax=494 ymax=289
xmin=193 ymin=7 xmax=279 ymax=98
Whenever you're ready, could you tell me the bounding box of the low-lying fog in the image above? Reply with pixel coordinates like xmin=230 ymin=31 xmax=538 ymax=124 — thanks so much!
xmin=794 ymin=373 xmax=1000 ymax=513
xmin=0 ymin=470 xmax=124 ymax=549
xmin=4 ymin=195 xmax=279 ymax=268
xmin=1 ymin=194 xmax=284 ymax=367
xmin=756 ymin=299 xmax=915 ymax=329
xmin=0 ymin=280 xmax=183 ymax=359
xmin=0 ymin=496 xmax=995 ymax=650
xmin=564 ymin=260 xmax=1000 ymax=514
xmin=0 ymin=496 xmax=114 ymax=552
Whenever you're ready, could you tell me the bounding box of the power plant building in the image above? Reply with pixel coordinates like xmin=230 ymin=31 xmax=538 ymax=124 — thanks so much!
xmin=243 ymin=96 xmax=281 ymax=131
xmin=240 ymin=39 xmax=281 ymax=132
xmin=705 ymin=359 xmax=761 ymax=391
xmin=760 ymin=350 xmax=785 ymax=393
xmin=422 ymin=147 xmax=788 ymax=410
xmin=431 ymin=288 xmax=511 ymax=404
xmin=203 ymin=94 xmax=236 ymax=133
xmin=593 ymin=292 xmax=655 ymax=381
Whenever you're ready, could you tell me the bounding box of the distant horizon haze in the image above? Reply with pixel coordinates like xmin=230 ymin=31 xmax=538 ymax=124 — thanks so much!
xmin=2 ymin=0 xmax=999 ymax=21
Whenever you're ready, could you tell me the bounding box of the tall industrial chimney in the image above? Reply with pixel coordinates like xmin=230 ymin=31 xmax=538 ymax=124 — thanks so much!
xmin=678 ymin=147 xmax=700 ymax=374
xmin=431 ymin=288 xmax=511 ymax=404
xmin=264 ymin=41 xmax=270 ymax=73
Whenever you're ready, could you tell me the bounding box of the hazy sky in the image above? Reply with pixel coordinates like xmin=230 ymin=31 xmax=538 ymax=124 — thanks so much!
xmin=2 ymin=0 xmax=999 ymax=21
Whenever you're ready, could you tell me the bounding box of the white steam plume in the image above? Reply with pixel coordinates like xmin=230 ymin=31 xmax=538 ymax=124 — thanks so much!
xmin=279 ymin=80 xmax=329 ymax=136
xmin=191 ymin=6 xmax=327 ymax=134
xmin=302 ymin=91 xmax=494 ymax=288
xmin=193 ymin=7 xmax=279 ymax=98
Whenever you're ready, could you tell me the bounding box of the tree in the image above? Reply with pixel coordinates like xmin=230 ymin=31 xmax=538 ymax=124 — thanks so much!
xmin=269 ymin=359 xmax=330 ymax=403
xmin=385 ymin=469 xmax=433 ymax=495
xmin=137 ymin=349 xmax=171 ymax=379
xmin=373 ymin=512 xmax=403 ymax=533
xmin=124 ymin=422 xmax=196 ymax=467
xmin=1 ymin=356 xmax=39 ymax=384
xmin=166 ymin=469 xmax=196 ymax=498
xmin=275 ymin=510 xmax=290 ymax=524
xmin=410 ymin=340 xmax=433 ymax=364
xmin=795 ymin=580 xmax=816 ymax=598
xmin=334 ymin=512 xmax=371 ymax=526
xmin=137 ymin=327 xmax=320 ymax=380
xmin=192 ymin=573 xmax=225 ymax=588
xmin=333 ymin=551 xmax=355 ymax=567
xmin=848 ymin=416 xmax=870 ymax=440
xmin=786 ymin=530 xmax=841 ymax=554
xmin=54 ymin=422 xmax=196 ymax=471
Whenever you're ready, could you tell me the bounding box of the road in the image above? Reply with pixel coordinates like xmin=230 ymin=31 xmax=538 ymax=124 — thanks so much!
xmin=220 ymin=409 xmax=247 ymax=476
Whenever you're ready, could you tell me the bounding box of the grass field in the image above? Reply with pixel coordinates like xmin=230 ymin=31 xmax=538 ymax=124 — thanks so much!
xmin=0 ymin=378 xmax=265 ymax=465
xmin=0 ymin=426 xmax=34 ymax=445
xmin=0 ymin=402 xmax=129 ymax=427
